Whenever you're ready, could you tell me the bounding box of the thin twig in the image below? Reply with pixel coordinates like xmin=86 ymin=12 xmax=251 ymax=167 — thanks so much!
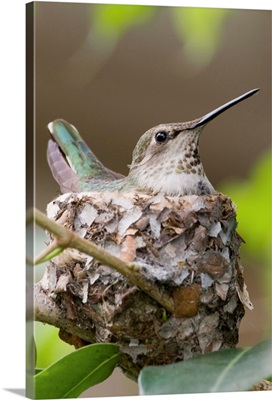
xmin=33 ymin=208 xmax=174 ymax=313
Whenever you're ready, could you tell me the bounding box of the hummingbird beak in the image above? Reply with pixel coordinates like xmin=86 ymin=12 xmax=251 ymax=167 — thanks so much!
xmin=189 ymin=88 xmax=260 ymax=129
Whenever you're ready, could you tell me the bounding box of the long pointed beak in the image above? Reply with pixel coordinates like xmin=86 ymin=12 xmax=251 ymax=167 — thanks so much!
xmin=189 ymin=88 xmax=260 ymax=129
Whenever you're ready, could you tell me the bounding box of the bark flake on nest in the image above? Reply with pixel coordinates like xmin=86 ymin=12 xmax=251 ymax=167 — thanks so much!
xmin=35 ymin=191 xmax=253 ymax=380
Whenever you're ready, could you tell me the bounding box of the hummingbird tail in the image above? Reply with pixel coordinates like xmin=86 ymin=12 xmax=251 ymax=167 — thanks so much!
xmin=47 ymin=119 xmax=123 ymax=193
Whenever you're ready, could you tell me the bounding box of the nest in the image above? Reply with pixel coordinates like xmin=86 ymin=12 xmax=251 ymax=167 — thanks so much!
xmin=35 ymin=191 xmax=253 ymax=380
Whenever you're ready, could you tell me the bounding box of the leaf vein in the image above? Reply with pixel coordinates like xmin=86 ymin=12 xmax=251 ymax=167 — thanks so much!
xmin=64 ymin=352 xmax=119 ymax=398
xmin=210 ymin=347 xmax=250 ymax=392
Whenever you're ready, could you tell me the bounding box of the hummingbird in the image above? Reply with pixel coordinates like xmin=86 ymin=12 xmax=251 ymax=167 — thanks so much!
xmin=47 ymin=88 xmax=259 ymax=196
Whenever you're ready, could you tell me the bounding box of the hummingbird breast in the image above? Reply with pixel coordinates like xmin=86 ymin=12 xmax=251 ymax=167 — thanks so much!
xmin=135 ymin=164 xmax=215 ymax=196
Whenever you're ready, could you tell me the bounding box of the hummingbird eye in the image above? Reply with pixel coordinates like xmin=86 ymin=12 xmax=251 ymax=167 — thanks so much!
xmin=155 ymin=131 xmax=168 ymax=144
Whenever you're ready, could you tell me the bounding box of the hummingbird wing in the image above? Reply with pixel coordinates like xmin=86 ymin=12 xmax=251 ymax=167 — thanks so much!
xmin=47 ymin=119 xmax=124 ymax=193
xmin=47 ymin=139 xmax=87 ymax=193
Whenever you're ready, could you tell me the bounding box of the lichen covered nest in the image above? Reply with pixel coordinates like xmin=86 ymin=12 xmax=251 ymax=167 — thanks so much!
xmin=35 ymin=191 xmax=252 ymax=380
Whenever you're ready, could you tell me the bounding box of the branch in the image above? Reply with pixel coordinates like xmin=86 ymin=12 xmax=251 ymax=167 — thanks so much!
xmin=34 ymin=281 xmax=97 ymax=343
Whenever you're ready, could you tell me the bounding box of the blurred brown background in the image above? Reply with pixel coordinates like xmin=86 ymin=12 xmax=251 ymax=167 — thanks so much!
xmin=31 ymin=2 xmax=271 ymax=397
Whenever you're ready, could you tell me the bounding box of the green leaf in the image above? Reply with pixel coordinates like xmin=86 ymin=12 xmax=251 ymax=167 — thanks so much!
xmin=220 ymin=151 xmax=271 ymax=259
xmin=35 ymin=246 xmax=64 ymax=264
xmin=34 ymin=343 xmax=120 ymax=399
xmin=91 ymin=4 xmax=156 ymax=47
xmin=172 ymin=8 xmax=231 ymax=67
xmin=139 ymin=339 xmax=272 ymax=395
xmin=35 ymin=368 xmax=43 ymax=375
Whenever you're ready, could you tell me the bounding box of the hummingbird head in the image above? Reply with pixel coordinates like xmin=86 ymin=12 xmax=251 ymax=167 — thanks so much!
xmin=128 ymin=120 xmax=209 ymax=196
xmin=127 ymin=88 xmax=260 ymax=196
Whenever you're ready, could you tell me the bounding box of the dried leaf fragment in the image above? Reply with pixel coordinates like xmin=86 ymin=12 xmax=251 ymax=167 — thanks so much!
xmin=120 ymin=235 xmax=138 ymax=263
xmin=195 ymin=250 xmax=229 ymax=279
xmin=54 ymin=274 xmax=71 ymax=293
